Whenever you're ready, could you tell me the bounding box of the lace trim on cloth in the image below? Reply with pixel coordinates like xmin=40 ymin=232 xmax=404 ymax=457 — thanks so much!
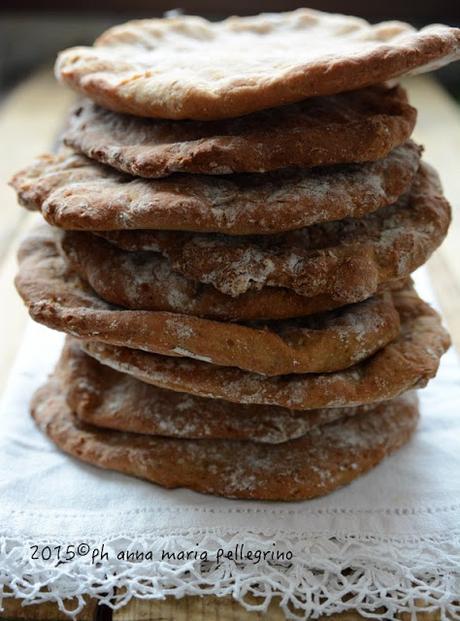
xmin=1 ymin=530 xmax=460 ymax=620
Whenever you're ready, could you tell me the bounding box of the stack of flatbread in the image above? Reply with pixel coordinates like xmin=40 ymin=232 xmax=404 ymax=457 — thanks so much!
xmin=11 ymin=9 xmax=460 ymax=500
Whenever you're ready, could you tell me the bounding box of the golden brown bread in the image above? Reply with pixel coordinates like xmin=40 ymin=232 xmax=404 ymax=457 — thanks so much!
xmin=55 ymin=10 xmax=460 ymax=119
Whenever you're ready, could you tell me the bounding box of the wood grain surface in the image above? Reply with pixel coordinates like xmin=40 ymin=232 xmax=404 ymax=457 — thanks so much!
xmin=0 ymin=70 xmax=459 ymax=621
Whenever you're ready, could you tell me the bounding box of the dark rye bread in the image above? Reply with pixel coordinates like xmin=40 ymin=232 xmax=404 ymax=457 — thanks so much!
xmin=64 ymin=85 xmax=416 ymax=177
xmin=11 ymin=142 xmax=421 ymax=235
xmin=62 ymin=338 xmax=391 ymax=444
xmin=31 ymin=375 xmax=420 ymax=500
xmin=15 ymin=227 xmax=401 ymax=376
xmin=81 ymin=287 xmax=451 ymax=411
xmin=57 ymin=164 xmax=450 ymax=319
xmin=95 ymin=163 xmax=451 ymax=299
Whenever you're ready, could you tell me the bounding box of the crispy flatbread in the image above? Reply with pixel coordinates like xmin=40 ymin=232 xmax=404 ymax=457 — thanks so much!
xmin=15 ymin=227 xmax=401 ymax=375
xmin=55 ymin=10 xmax=460 ymax=119
xmin=64 ymin=85 xmax=416 ymax=176
xmin=32 ymin=375 xmax=419 ymax=500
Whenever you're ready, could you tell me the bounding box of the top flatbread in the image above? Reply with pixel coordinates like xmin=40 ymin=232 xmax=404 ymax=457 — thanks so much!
xmin=55 ymin=10 xmax=460 ymax=120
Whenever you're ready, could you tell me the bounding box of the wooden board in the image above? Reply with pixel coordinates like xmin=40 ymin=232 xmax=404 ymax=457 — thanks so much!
xmin=0 ymin=67 xmax=74 ymax=258
xmin=0 ymin=67 xmax=73 ymax=395
xmin=0 ymin=70 xmax=459 ymax=621
xmin=407 ymin=77 xmax=460 ymax=354
xmin=2 ymin=595 xmax=444 ymax=620
xmin=0 ymin=597 xmax=100 ymax=621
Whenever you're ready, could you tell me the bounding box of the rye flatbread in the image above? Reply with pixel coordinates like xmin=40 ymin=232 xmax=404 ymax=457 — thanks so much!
xmin=57 ymin=228 xmax=408 ymax=321
xmin=15 ymin=227 xmax=401 ymax=376
xmin=81 ymin=287 xmax=450 ymax=410
xmin=11 ymin=142 xmax=421 ymax=235
xmin=63 ymin=338 xmax=386 ymax=444
xmin=96 ymin=162 xmax=450 ymax=299
xmin=31 ymin=376 xmax=420 ymax=500
xmin=55 ymin=9 xmax=460 ymax=120
xmin=64 ymin=85 xmax=416 ymax=176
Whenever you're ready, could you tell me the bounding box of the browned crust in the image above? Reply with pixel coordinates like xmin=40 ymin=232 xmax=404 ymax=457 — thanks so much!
xmin=15 ymin=226 xmax=401 ymax=376
xmin=31 ymin=376 xmax=420 ymax=500
xmin=95 ymin=163 xmax=451 ymax=299
xmin=62 ymin=338 xmax=389 ymax=444
xmin=10 ymin=142 xmax=422 ymax=235
xmin=55 ymin=10 xmax=460 ymax=120
xmin=36 ymin=223 xmax=409 ymax=322
xmin=81 ymin=288 xmax=451 ymax=410
xmin=64 ymin=85 xmax=416 ymax=177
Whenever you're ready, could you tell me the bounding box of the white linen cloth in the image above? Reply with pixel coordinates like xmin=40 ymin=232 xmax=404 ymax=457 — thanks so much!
xmin=0 ymin=270 xmax=459 ymax=620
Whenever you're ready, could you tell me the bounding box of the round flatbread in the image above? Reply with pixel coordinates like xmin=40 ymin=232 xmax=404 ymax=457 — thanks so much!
xmin=62 ymin=338 xmax=386 ymax=444
xmin=31 ymin=377 xmax=420 ymax=500
xmin=11 ymin=142 xmax=421 ymax=235
xmin=15 ymin=227 xmax=400 ymax=376
xmin=58 ymin=227 xmax=408 ymax=322
xmin=81 ymin=287 xmax=450 ymax=410
xmin=96 ymin=163 xmax=450 ymax=299
xmin=55 ymin=10 xmax=460 ymax=120
xmin=64 ymin=85 xmax=416 ymax=177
